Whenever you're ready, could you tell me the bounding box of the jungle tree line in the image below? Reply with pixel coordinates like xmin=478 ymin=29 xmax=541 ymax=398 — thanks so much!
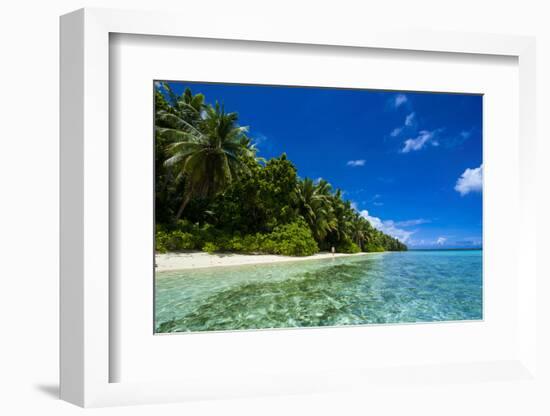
xmin=155 ymin=82 xmax=407 ymax=255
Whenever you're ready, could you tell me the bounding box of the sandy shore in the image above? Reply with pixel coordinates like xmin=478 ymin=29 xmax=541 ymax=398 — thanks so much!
xmin=155 ymin=251 xmax=372 ymax=272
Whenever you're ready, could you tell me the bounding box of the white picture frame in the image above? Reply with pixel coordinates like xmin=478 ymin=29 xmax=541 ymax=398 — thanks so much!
xmin=60 ymin=7 xmax=538 ymax=407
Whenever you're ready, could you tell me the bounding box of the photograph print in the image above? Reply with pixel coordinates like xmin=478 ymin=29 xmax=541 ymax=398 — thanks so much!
xmin=154 ymin=81 xmax=483 ymax=333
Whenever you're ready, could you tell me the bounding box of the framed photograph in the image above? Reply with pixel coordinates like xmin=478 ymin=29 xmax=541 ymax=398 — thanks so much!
xmin=60 ymin=8 xmax=538 ymax=407
xmin=152 ymin=81 xmax=482 ymax=335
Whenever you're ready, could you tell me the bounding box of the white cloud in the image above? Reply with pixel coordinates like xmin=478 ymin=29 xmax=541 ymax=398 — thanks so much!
xmin=401 ymin=130 xmax=439 ymax=153
xmin=394 ymin=94 xmax=408 ymax=108
xmin=253 ymin=133 xmax=268 ymax=146
xmin=454 ymin=164 xmax=483 ymax=196
xmin=394 ymin=218 xmax=430 ymax=227
xmin=347 ymin=159 xmax=366 ymax=167
xmin=408 ymin=237 xmax=451 ymax=247
xmin=359 ymin=210 xmax=415 ymax=243
xmin=405 ymin=112 xmax=416 ymax=127
xmin=390 ymin=127 xmax=403 ymax=137
xmin=390 ymin=113 xmax=416 ymax=138
xmin=454 ymin=238 xmax=482 ymax=247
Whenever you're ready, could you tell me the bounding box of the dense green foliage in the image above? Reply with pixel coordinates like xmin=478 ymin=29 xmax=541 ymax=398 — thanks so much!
xmin=155 ymin=219 xmax=318 ymax=256
xmin=155 ymin=83 xmax=407 ymax=255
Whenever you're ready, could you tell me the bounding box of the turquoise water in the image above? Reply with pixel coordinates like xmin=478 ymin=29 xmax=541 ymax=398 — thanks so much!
xmin=155 ymin=250 xmax=482 ymax=333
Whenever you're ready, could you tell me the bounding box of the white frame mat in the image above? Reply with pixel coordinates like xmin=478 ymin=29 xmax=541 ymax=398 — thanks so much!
xmin=60 ymin=8 xmax=537 ymax=407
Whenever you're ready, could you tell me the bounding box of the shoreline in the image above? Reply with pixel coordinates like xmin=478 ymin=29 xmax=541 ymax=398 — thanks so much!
xmin=155 ymin=251 xmax=376 ymax=273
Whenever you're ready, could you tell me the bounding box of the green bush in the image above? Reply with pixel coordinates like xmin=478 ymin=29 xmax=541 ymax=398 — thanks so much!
xmin=155 ymin=230 xmax=196 ymax=253
xmin=241 ymin=234 xmax=261 ymax=252
xmin=227 ymin=235 xmax=246 ymax=252
xmin=214 ymin=234 xmax=231 ymax=251
xmin=263 ymin=219 xmax=318 ymax=256
xmin=158 ymin=219 xmax=318 ymax=257
xmin=202 ymin=242 xmax=219 ymax=254
xmin=198 ymin=225 xmax=236 ymax=252
xmin=155 ymin=230 xmax=170 ymax=253
xmin=365 ymin=243 xmax=385 ymax=252
xmin=168 ymin=230 xmax=195 ymax=250
xmin=175 ymin=219 xmax=194 ymax=232
xmin=336 ymin=239 xmax=361 ymax=254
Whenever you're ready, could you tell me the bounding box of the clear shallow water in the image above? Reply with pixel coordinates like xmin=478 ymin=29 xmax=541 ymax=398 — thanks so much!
xmin=155 ymin=250 xmax=482 ymax=333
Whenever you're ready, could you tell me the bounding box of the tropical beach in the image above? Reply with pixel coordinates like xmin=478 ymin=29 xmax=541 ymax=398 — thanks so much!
xmin=154 ymin=81 xmax=483 ymax=333
xmin=155 ymin=250 xmax=371 ymax=272
xmin=155 ymin=250 xmax=482 ymax=332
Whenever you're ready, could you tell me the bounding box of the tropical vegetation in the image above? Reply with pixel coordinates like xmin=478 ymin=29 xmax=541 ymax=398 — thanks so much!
xmin=155 ymin=82 xmax=407 ymax=256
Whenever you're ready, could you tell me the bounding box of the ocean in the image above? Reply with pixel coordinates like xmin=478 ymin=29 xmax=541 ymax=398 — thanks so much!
xmin=155 ymin=249 xmax=482 ymax=333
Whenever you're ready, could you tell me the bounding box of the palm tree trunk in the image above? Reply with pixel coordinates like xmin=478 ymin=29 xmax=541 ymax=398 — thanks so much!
xmin=175 ymin=193 xmax=191 ymax=220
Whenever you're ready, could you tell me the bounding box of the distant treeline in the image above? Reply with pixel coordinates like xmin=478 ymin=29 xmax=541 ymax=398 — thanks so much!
xmin=155 ymin=83 xmax=407 ymax=256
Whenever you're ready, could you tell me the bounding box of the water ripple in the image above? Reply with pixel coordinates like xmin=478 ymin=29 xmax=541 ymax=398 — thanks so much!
xmin=155 ymin=250 xmax=482 ymax=333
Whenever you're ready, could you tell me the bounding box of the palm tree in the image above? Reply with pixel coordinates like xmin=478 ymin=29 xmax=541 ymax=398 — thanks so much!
xmin=157 ymin=83 xmax=205 ymax=126
xmin=349 ymin=212 xmax=369 ymax=249
xmin=163 ymin=102 xmax=254 ymax=220
xmin=156 ymin=86 xmax=206 ymax=143
xmin=329 ymin=190 xmax=352 ymax=243
xmin=295 ymin=178 xmax=336 ymax=242
xmin=155 ymin=86 xmax=207 ymax=220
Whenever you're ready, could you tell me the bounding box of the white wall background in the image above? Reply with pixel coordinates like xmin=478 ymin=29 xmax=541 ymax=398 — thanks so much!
xmin=0 ymin=1 xmax=548 ymax=415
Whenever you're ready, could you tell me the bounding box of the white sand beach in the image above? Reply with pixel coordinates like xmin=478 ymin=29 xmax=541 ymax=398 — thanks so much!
xmin=155 ymin=251 xmax=372 ymax=272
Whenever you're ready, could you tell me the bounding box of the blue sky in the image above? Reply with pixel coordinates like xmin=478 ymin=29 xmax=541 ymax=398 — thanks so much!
xmin=159 ymin=81 xmax=483 ymax=249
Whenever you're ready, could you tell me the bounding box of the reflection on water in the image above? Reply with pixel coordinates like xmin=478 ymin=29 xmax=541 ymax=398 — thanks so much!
xmin=155 ymin=250 xmax=482 ymax=333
